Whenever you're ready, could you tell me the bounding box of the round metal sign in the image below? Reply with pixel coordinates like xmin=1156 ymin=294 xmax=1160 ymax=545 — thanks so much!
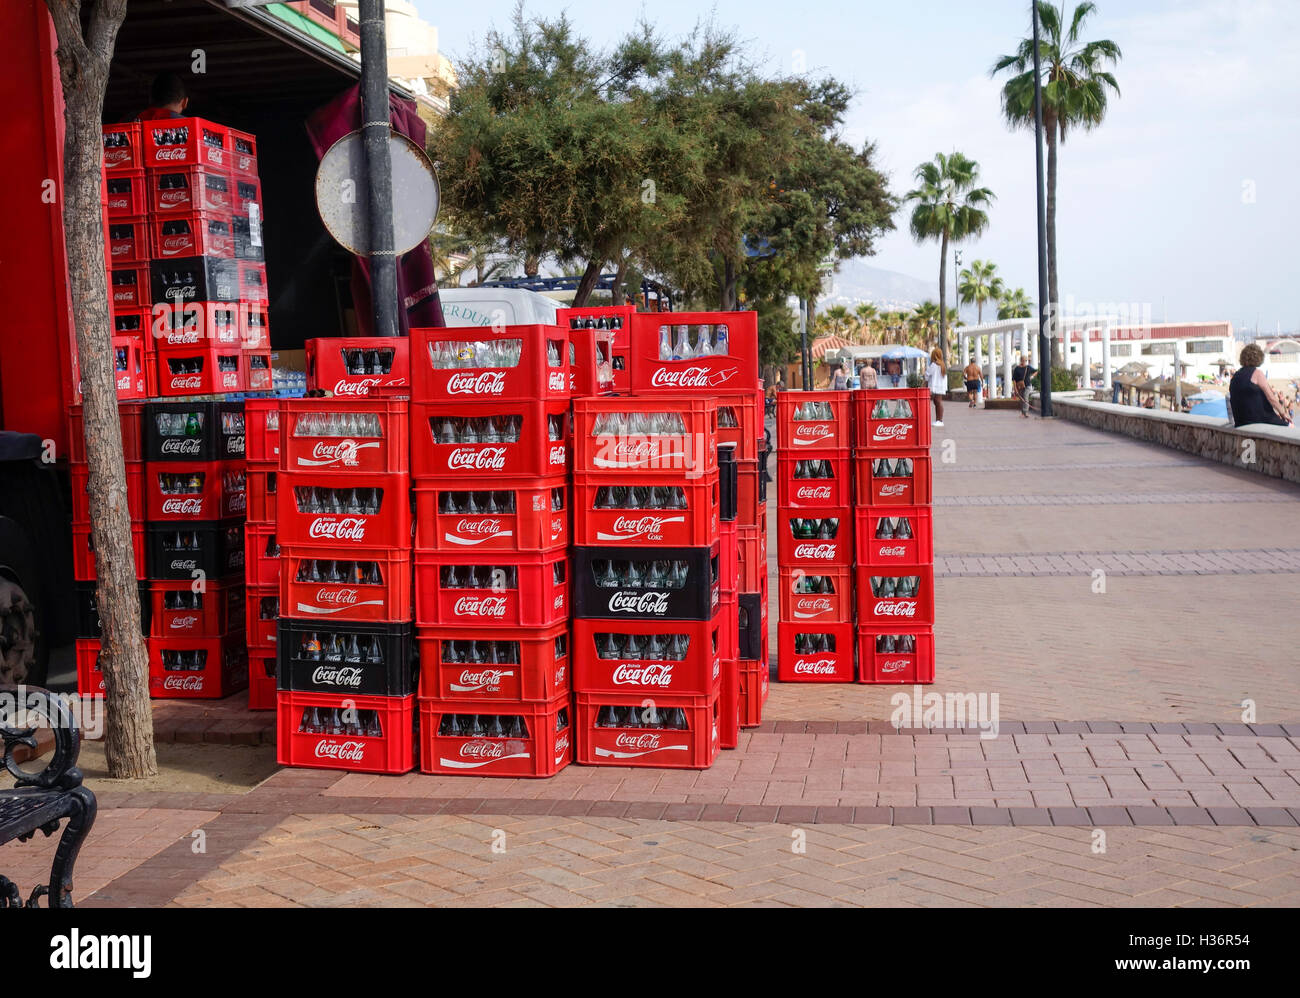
xmin=315 ymin=129 xmax=439 ymax=256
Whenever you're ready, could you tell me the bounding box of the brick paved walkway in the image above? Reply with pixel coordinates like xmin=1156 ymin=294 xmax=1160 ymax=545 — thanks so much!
xmin=20 ymin=405 xmax=1298 ymax=908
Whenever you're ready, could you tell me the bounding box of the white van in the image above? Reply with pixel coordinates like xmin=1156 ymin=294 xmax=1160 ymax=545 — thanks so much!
xmin=438 ymin=287 xmax=560 ymax=328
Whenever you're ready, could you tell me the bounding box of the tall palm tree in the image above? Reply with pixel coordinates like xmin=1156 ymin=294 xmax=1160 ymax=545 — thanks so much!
xmin=913 ymin=301 xmax=940 ymax=350
xmin=904 ymin=152 xmax=995 ymax=364
xmin=997 ymin=287 xmax=1034 ymax=319
xmin=854 ymin=302 xmax=879 ymax=344
xmin=816 ymin=304 xmax=853 ymax=340
xmin=993 ymin=2 xmax=1121 ymax=364
xmin=957 ymin=259 xmax=1005 ymax=324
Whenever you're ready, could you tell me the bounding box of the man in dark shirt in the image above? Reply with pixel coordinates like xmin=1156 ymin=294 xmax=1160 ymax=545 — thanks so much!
xmin=134 ymin=72 xmax=189 ymax=121
xmin=1011 ymin=354 xmax=1036 ymax=418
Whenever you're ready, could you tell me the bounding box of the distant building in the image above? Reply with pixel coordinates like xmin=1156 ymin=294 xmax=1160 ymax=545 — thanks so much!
xmin=1072 ymin=321 xmax=1236 ymax=380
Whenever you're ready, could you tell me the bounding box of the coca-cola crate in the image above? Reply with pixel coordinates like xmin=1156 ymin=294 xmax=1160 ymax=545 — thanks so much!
xmin=718 ymin=589 xmax=738 ymax=663
xmin=232 ymin=175 xmax=262 ymax=217
xmin=239 ymin=302 xmax=269 ymax=349
xmin=737 ymin=524 xmax=765 ymax=593
xmin=146 ymin=520 xmax=244 ymax=582
xmin=715 ymin=390 xmax=762 ymax=462
xmin=571 ymin=616 xmax=721 ymax=696
xmin=73 ymin=522 xmax=146 ymax=581
xmin=276 ymin=619 xmax=414 ymax=697
xmin=70 ymin=459 xmax=145 ymax=524
xmin=279 ymin=398 xmax=408 ymax=475
xmin=776 ymin=509 xmax=852 ymax=568
xmin=305 ymin=337 xmax=410 ymax=397
xmin=105 ymin=169 xmax=147 ymax=218
xmin=569 ymin=325 xmax=618 ymax=396
xmin=141 ymin=117 xmax=231 ymax=172
xmin=418 ymin=694 xmax=571 ymax=779
xmin=571 ymin=544 xmax=719 ymax=621
xmin=247 ymin=587 xmax=278 ymax=648
xmin=854 ymin=566 xmax=935 ymax=626
xmin=73 ymin=581 xmax=150 ymax=638
xmin=557 ymin=304 xmax=635 ymax=332
xmin=777 ymin=391 xmax=853 ymax=452
xmin=242 ymin=354 xmax=271 ymax=395
xmin=149 ymin=634 xmax=248 ymax=700
xmin=572 ymin=396 xmax=717 ymax=477
xmin=248 ymin=651 xmax=277 ymax=711
xmin=776 ymin=453 xmax=851 ymax=509
xmin=738 ymin=592 xmax=764 ymax=660
xmin=629 ymin=310 xmax=759 ymax=394
xmin=76 ymin=639 xmax=107 ymax=698
xmin=111 ymin=266 xmax=151 ymax=309
xmin=243 ymin=523 xmax=280 ymax=587
xmin=414 ymin=479 xmax=568 ymax=553
xmin=246 ymin=469 xmax=276 ymax=524
xmin=277 ymin=691 xmax=414 ymax=775
xmin=737 ymin=459 xmax=760 ymax=525
xmin=276 ymin=472 xmax=412 ymax=551
xmin=719 ymin=518 xmax=738 ymax=594
xmin=228 ymin=127 xmax=258 ymax=177
xmin=853 ymin=450 xmax=933 ymax=507
xmin=279 ymin=546 xmax=412 ymax=623
xmin=237 ymin=261 xmax=267 ymax=304
xmin=156 ymin=345 xmax=243 ymax=395
xmin=103 ymin=122 xmax=142 ymax=172
xmin=146 ymin=165 xmax=233 ymax=215
xmin=857 ymin=627 xmax=935 ymax=685
xmin=233 ymin=211 xmax=265 ymax=262
xmin=148 ymin=580 xmax=243 ymax=639
xmin=853 ymin=388 xmax=932 ymax=450
xmin=145 ymin=460 xmax=245 ymax=521
xmin=413 ymin=550 xmax=567 ymax=629
xmin=416 ymin=624 xmax=569 ymax=702
xmin=153 ymin=301 xmax=242 ymax=350
xmin=572 ymin=472 xmax=718 ymax=548
xmin=738 ymin=658 xmax=767 ymax=727
xmin=108 ymin=216 xmax=149 ymax=265
xmin=854 ymin=506 xmax=934 ymax=568
xmin=574 ymin=688 xmax=720 ymax=770
xmin=244 ymin=398 xmax=280 ymax=467
xmin=411 ymin=324 xmax=570 ymax=402
xmin=719 ymin=445 xmax=737 ymax=522
xmin=145 ymin=400 xmax=245 ymax=462
xmin=559 ymin=306 xmax=633 ymax=393
xmin=776 ymin=621 xmax=855 ymax=683
xmin=411 ymin=399 xmax=569 ymax=480
xmin=151 ymin=211 xmax=234 ymax=259
xmin=720 ymin=654 xmax=739 ymax=749
xmin=777 ymin=566 xmax=851 ymax=626
xmin=150 ymin=256 xmax=239 ymax=306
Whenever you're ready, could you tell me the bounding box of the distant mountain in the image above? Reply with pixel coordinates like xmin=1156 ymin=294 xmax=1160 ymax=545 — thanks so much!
xmin=818 ymin=258 xmax=979 ymax=322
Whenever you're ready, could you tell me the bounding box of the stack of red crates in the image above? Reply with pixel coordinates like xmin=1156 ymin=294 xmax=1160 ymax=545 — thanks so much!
xmin=775 ymin=391 xmax=856 ymax=682
xmin=274 ymin=396 xmax=415 ymax=774
xmin=409 ymin=323 xmax=573 ymax=778
xmin=244 ymin=398 xmax=280 ymax=708
xmin=558 ymin=304 xmax=633 ymax=396
xmin=852 ymin=388 xmax=935 ymax=683
xmin=100 ymin=123 xmax=152 ymax=400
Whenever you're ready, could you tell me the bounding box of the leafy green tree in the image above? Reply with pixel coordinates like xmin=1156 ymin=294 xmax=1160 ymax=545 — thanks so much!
xmin=997 ymin=287 xmax=1034 ymax=319
xmin=957 ymin=259 xmax=1005 ymax=324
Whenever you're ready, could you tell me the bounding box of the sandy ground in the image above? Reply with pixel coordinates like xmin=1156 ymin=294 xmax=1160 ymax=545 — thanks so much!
xmin=78 ymin=741 xmax=279 ymax=793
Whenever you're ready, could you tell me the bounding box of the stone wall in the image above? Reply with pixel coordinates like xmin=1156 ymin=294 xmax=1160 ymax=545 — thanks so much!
xmin=1052 ymin=398 xmax=1300 ymax=484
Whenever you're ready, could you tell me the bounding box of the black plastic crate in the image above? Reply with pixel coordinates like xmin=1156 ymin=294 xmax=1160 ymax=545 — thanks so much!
xmin=150 ymin=255 xmax=238 ymax=305
xmin=738 ymin=591 xmax=763 ymax=661
xmin=233 ymin=214 xmax=264 ymax=261
xmin=571 ymin=544 xmax=719 ymax=621
xmin=146 ymin=520 xmax=244 ymax=581
xmin=276 ymin=619 xmax=415 ymax=697
xmin=718 ymin=443 xmax=738 ymax=523
xmin=74 ymin=581 xmax=150 ymax=637
xmin=145 ymin=400 xmax=245 ymax=461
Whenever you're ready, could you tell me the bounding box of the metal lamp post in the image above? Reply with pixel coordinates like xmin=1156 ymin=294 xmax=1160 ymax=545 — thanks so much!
xmin=1031 ymin=0 xmax=1051 ymax=416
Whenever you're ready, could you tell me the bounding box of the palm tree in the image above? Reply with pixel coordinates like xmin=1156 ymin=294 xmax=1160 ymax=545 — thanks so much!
xmin=816 ymin=304 xmax=853 ymax=340
xmin=993 ymin=2 xmax=1121 ymax=364
xmin=957 ymin=259 xmax=1006 ymax=324
xmin=912 ymin=301 xmax=940 ymax=350
xmin=854 ymin=302 xmax=879 ymax=344
xmin=904 ymin=152 xmax=995 ymax=364
xmin=998 ymin=287 xmax=1034 ymax=319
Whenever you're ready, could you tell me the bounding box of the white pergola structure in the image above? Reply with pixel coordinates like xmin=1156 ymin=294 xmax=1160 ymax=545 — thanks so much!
xmin=957 ymin=314 xmax=1119 ymax=398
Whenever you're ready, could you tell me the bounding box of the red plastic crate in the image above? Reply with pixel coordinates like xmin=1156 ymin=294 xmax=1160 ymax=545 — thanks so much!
xmin=853 ymin=450 xmax=933 ymax=507
xmin=852 ymin=388 xmax=932 ymax=450
xmin=568 ymin=325 xmax=618 ymax=396
xmin=418 ymin=694 xmax=571 ymax=778
xmin=854 ymin=566 xmax=935 ymax=626
xmin=571 ymin=471 xmax=718 ymax=548
xmin=75 ymin=638 xmax=109 ymax=699
xmin=108 ymin=216 xmax=149 ymax=264
xmin=736 ymin=459 xmax=760 ymax=525
xmin=853 ymin=506 xmax=934 ymax=568
xmin=149 ymin=634 xmax=248 ymax=699
xmin=572 ymin=396 xmax=717 ymax=477
xmin=776 ymin=508 xmax=852 ymax=568
xmin=718 ymin=589 xmax=738 ymax=663
xmin=416 ymin=623 xmax=569 ymax=701
xmin=777 ymin=390 xmax=853 ymax=452
xmin=70 ymin=460 xmax=145 ymax=525
xmin=719 ymin=519 xmax=738 ymax=595
xmin=776 ymin=621 xmax=855 ymax=683
xmin=105 ymin=169 xmax=147 ymax=218
xmin=145 ymin=460 xmax=245 ymax=521
xmin=305 ymin=337 xmax=410 ymax=397
xmin=243 ymin=523 xmax=281 ymax=587
xmin=277 ymin=691 xmax=415 ymax=775
xmin=151 ymin=211 xmax=234 ymax=259
xmin=146 ymin=165 xmax=233 ymax=214
xmin=153 ymin=301 xmax=242 ymax=350
xmin=141 ymin=117 xmax=231 ymax=171
xmin=276 ymin=471 xmax=412 ymax=551
xmin=857 ymin=628 xmax=935 ymax=685
xmin=571 ymin=616 xmax=721 ymax=696
xmin=248 ymin=650 xmax=277 ymax=710
xmin=414 ymin=478 xmax=568 ymax=553
xmin=411 ymin=399 xmax=569 ymax=480
xmin=111 ymin=265 xmax=151 ymax=309
xmin=777 ymin=566 xmax=852 ymax=625
xmin=232 ymin=174 xmax=262 ymax=217
xmin=246 ymin=468 xmax=277 ymax=524
xmin=720 ymin=656 xmax=739 ymax=750
xmin=244 ymin=398 xmax=281 ymax=468
xmin=155 ymin=345 xmax=243 ymax=395
xmin=72 ymin=522 xmax=146 ymax=581
xmin=103 ymin=122 xmax=142 ymax=172
xmin=715 ymin=389 xmax=763 ymax=462
xmin=629 ymin=310 xmax=759 ymax=394
xmin=228 ymin=127 xmax=259 ymax=178
xmin=239 ymin=301 xmax=269 ymax=349
xmin=247 ymin=586 xmax=279 ymax=647
xmin=737 ymin=524 xmax=765 ymax=593
xmin=574 ymin=688 xmax=720 ymax=770
xmin=279 ymin=398 xmax=408 ymax=475
xmin=237 ymin=261 xmax=267 ymax=304
xmin=776 ymin=452 xmax=852 ymax=509
xmin=242 ymin=351 xmax=273 ymax=392
xmin=279 ymin=546 xmax=412 ymax=624
xmin=149 ymin=580 xmax=243 ymax=639
xmin=556 ymin=304 xmax=635 ymax=333
xmin=413 ymin=550 xmax=567 ymax=628
xmin=738 ymin=658 xmax=767 ymax=727
xmin=410 ymin=324 xmax=570 ymax=402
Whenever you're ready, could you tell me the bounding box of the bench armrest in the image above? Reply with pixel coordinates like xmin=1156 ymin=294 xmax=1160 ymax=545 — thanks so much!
xmin=0 ymin=686 xmax=83 ymax=792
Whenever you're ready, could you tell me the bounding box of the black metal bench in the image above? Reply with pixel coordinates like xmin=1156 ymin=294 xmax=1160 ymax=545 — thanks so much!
xmin=0 ymin=685 xmax=96 ymax=907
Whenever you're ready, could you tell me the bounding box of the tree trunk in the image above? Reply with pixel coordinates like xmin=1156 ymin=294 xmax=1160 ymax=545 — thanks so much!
xmin=610 ymin=254 xmax=628 ymax=307
xmin=720 ymin=257 xmax=738 ymax=311
xmin=937 ymin=233 xmax=948 ymax=364
xmin=1046 ymin=118 xmax=1061 ymax=367
xmin=572 ymin=259 xmax=602 ymax=308
xmin=46 ymin=0 xmax=156 ymax=779
xmin=523 ymin=252 xmax=540 ymax=277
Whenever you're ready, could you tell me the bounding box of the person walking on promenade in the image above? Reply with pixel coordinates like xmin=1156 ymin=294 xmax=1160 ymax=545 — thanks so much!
xmin=1229 ymin=344 xmax=1292 ymax=427
xmin=962 ymin=358 xmax=982 ymax=407
xmin=926 ymin=348 xmax=946 ymax=427
xmin=1011 ymin=352 xmax=1036 ymax=419
xmin=858 ymin=362 xmax=877 ymax=390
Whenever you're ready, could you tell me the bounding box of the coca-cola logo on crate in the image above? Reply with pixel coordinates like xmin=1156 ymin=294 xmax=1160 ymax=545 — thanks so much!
xmin=297 ymin=439 xmax=377 ymax=468
xmin=877 ymin=545 xmax=907 ymax=558
xmin=169 ymin=558 xmax=197 ymax=571
xmin=445 ymin=371 xmax=506 ymax=395
xmin=611 ymin=663 xmax=673 ymax=686
xmin=314 ymin=739 xmax=365 ymax=761
xmin=594 ymin=439 xmax=686 ymax=470
xmin=450 ymin=669 xmax=514 ymax=692
xmin=793 ymin=423 xmax=832 ymax=444
xmin=154 ymin=147 xmax=188 ymax=163
xmin=793 ymin=658 xmax=838 ymax=675
xmin=161 ymin=236 xmax=194 ymax=254
xmin=793 ymin=597 xmax=833 ymax=618
xmin=332 ymin=378 xmax=385 ymax=396
xmin=161 ymin=498 xmax=204 ymax=515
xmin=159 ymin=190 xmax=188 ymax=209
xmin=162 ymin=674 xmax=204 ymax=691
xmin=116 ymin=374 xmax=131 ymax=391
xmin=555 ymin=733 xmax=570 ymax=763
xmin=549 ymin=444 xmax=566 ymax=466
xmin=169 ymin=375 xmax=204 ymax=390
xmin=608 ymin=591 xmax=670 ymax=615
xmin=792 ymin=543 xmax=837 ymax=560
xmin=451 ymin=518 xmax=506 ymax=541
xmin=648 ymin=365 xmax=738 ymax=389
xmin=460 ymin=740 xmax=509 ymax=761
xmin=169 ymin=615 xmax=199 ymax=630
xmin=310 ymin=666 xmax=364 ymax=687
xmin=795 ymin=485 xmax=832 ymax=501
xmin=548 ymin=371 xmax=566 ymax=393
xmin=878 ymin=483 xmax=907 ymax=497
xmin=160 ymin=437 xmax=202 ymax=456
xmin=881 ymin=658 xmax=909 ymax=673
xmin=874 ymin=600 xmax=918 ymax=618
xmin=452 ymin=595 xmax=508 ymax=618
xmin=307 ymin=517 xmax=367 ymax=541
xmin=597 ymin=514 xmax=683 ymax=542
xmin=447 ymin=446 xmax=506 ymax=471
xmin=613 ymin=732 xmax=663 ymax=751
xmin=873 ymin=422 xmax=912 ymax=442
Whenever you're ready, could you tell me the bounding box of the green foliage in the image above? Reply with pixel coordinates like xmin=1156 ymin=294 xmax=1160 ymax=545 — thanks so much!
xmin=754 ymin=297 xmax=801 ymax=369
xmin=997 ymin=287 xmax=1034 ymax=319
xmin=1031 ymin=367 xmax=1078 ymax=391
xmin=906 ymin=372 xmax=926 ymax=389
xmin=957 ymin=259 xmax=1005 ymax=324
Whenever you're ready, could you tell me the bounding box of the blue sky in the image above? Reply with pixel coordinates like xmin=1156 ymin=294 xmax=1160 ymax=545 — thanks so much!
xmin=416 ymin=0 xmax=1300 ymax=333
